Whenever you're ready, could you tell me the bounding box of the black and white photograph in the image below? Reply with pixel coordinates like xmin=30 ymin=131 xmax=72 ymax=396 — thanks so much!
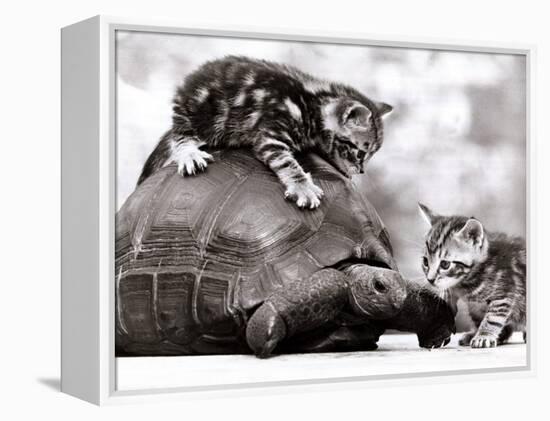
xmin=113 ymin=29 xmax=527 ymax=389
xmin=4 ymin=0 xmax=550 ymax=417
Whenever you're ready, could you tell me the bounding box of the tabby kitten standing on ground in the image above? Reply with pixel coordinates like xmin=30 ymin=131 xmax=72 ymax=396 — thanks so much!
xmin=138 ymin=55 xmax=393 ymax=209
xmin=418 ymin=204 xmax=526 ymax=348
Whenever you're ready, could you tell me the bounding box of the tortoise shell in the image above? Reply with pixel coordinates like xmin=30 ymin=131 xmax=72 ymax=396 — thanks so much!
xmin=115 ymin=149 xmax=397 ymax=355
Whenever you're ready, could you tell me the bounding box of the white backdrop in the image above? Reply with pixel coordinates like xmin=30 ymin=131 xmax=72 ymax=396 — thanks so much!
xmin=1 ymin=0 xmax=548 ymax=420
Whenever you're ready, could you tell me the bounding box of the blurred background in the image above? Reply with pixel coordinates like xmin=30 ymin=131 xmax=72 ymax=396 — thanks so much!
xmin=116 ymin=31 xmax=526 ymax=330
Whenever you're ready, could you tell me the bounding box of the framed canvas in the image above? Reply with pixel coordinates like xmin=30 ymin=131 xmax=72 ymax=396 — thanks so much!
xmin=61 ymin=15 xmax=535 ymax=405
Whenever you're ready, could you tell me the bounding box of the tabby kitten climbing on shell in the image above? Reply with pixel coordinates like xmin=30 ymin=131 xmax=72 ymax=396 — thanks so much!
xmin=418 ymin=204 xmax=526 ymax=348
xmin=138 ymin=55 xmax=393 ymax=209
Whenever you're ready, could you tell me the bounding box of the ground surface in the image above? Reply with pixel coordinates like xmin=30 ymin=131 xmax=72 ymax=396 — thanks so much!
xmin=116 ymin=332 xmax=527 ymax=391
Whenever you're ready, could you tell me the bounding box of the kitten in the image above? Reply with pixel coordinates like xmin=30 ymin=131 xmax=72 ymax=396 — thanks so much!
xmin=418 ymin=203 xmax=526 ymax=348
xmin=137 ymin=56 xmax=393 ymax=208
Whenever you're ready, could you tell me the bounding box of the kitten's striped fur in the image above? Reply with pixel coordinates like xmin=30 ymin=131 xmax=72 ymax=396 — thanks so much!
xmin=418 ymin=204 xmax=526 ymax=348
xmin=138 ymin=56 xmax=393 ymax=208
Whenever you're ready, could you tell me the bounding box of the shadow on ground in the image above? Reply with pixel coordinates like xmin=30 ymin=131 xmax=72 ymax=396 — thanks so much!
xmin=37 ymin=377 xmax=60 ymax=392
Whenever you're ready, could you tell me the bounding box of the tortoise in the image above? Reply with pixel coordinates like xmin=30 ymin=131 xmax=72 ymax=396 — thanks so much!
xmin=115 ymin=149 xmax=455 ymax=357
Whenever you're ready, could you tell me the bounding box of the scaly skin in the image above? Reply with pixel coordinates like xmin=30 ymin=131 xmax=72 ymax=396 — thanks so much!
xmin=379 ymin=281 xmax=456 ymax=348
xmin=279 ymin=282 xmax=456 ymax=354
xmin=246 ymin=269 xmax=348 ymax=358
xmin=246 ymin=273 xmax=456 ymax=357
xmin=246 ymin=266 xmax=408 ymax=358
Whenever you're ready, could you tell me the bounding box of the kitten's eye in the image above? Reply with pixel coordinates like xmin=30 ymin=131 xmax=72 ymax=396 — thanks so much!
xmin=422 ymin=256 xmax=428 ymax=267
xmin=440 ymin=260 xmax=451 ymax=270
xmin=348 ymin=108 xmax=361 ymax=122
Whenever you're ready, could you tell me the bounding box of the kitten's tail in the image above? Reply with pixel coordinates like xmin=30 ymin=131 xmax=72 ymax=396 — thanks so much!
xmin=137 ymin=130 xmax=173 ymax=186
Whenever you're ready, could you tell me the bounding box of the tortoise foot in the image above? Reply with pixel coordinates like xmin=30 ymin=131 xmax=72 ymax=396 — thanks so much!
xmin=245 ymin=269 xmax=349 ymax=357
xmin=246 ymin=303 xmax=287 ymax=358
xmin=418 ymin=323 xmax=453 ymax=349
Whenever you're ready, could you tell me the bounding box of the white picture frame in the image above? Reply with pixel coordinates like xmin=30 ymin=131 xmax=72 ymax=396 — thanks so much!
xmin=61 ymin=15 xmax=536 ymax=405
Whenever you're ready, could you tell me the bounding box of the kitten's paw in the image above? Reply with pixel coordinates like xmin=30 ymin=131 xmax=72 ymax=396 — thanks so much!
xmin=170 ymin=140 xmax=214 ymax=176
xmin=284 ymin=174 xmax=324 ymax=209
xmin=470 ymin=333 xmax=498 ymax=348
xmin=353 ymin=244 xmax=369 ymax=260
xmin=458 ymin=332 xmax=475 ymax=346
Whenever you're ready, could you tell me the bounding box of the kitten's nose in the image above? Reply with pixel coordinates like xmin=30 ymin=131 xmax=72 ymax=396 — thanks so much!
xmin=427 ymin=277 xmax=436 ymax=284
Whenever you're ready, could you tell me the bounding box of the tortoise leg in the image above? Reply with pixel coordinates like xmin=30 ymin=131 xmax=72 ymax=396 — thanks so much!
xmin=379 ymin=281 xmax=456 ymax=348
xmin=246 ymin=269 xmax=348 ymax=358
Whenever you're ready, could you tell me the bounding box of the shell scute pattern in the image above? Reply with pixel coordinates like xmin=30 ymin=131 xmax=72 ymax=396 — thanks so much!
xmin=116 ymin=150 xmax=397 ymax=355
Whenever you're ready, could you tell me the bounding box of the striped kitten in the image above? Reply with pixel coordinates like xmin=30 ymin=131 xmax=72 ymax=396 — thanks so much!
xmin=418 ymin=203 xmax=526 ymax=348
xmin=138 ymin=56 xmax=393 ymax=209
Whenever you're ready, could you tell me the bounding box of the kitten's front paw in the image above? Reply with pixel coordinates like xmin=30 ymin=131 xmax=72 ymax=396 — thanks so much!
xmin=470 ymin=332 xmax=498 ymax=348
xmin=284 ymin=175 xmax=324 ymax=209
xmin=171 ymin=141 xmax=214 ymax=176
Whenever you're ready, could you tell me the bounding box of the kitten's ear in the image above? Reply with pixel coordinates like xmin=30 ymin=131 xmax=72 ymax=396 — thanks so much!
xmin=343 ymin=103 xmax=371 ymax=128
xmin=418 ymin=203 xmax=438 ymax=226
xmin=457 ymin=219 xmax=484 ymax=247
xmin=377 ymin=102 xmax=393 ymax=118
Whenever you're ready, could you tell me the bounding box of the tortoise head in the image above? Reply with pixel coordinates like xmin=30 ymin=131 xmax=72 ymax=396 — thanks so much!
xmin=344 ymin=265 xmax=407 ymax=319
